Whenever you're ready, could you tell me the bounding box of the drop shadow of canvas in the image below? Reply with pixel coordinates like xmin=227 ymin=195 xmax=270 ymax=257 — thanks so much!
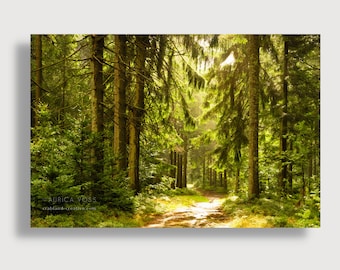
xmin=14 ymin=43 xmax=308 ymax=239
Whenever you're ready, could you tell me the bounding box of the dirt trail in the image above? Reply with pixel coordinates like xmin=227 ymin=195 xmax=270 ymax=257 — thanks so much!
xmin=143 ymin=190 xmax=232 ymax=228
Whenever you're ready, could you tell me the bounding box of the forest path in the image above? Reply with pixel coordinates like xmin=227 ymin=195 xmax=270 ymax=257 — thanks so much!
xmin=143 ymin=189 xmax=232 ymax=228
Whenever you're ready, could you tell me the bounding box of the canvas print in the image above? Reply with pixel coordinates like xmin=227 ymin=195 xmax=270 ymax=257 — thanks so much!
xmin=30 ymin=34 xmax=320 ymax=228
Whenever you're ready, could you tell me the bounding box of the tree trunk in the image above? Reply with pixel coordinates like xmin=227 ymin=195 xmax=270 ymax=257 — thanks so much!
xmin=202 ymin=155 xmax=206 ymax=188
xmin=171 ymin=150 xmax=177 ymax=188
xmin=169 ymin=150 xmax=173 ymax=176
xmin=235 ymin=167 xmax=240 ymax=193
xmin=208 ymin=155 xmax=212 ymax=186
xmin=288 ymin=140 xmax=293 ymax=193
xmin=279 ymin=38 xmax=289 ymax=194
xmin=33 ymin=35 xmax=42 ymax=127
xmin=301 ymin=164 xmax=306 ymax=204
xmin=113 ymin=35 xmax=128 ymax=172
xmin=247 ymin=35 xmax=260 ymax=199
xmin=176 ymin=153 xmax=183 ymax=188
xmin=223 ymin=169 xmax=228 ymax=191
xmin=128 ymin=35 xmax=148 ymax=193
xmin=169 ymin=150 xmax=175 ymax=188
xmin=183 ymin=137 xmax=188 ymax=188
xmin=183 ymin=151 xmax=187 ymax=188
xmin=90 ymin=35 xmax=105 ymax=196
xmin=60 ymin=37 xmax=68 ymax=128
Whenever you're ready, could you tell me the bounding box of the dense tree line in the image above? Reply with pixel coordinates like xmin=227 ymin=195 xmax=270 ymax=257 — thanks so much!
xmin=31 ymin=34 xmax=320 ymax=224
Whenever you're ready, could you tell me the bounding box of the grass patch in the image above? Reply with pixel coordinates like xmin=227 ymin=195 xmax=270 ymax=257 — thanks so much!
xmin=31 ymin=209 xmax=145 ymax=228
xmin=157 ymin=195 xmax=209 ymax=211
xmin=221 ymin=194 xmax=320 ymax=228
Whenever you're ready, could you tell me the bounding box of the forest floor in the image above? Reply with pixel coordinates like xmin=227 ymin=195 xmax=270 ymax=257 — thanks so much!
xmin=31 ymin=187 xmax=319 ymax=228
xmin=140 ymin=185 xmax=320 ymax=228
xmin=143 ymin=188 xmax=233 ymax=228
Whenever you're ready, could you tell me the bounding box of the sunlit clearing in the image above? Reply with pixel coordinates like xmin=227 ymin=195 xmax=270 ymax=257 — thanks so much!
xmin=220 ymin=51 xmax=235 ymax=68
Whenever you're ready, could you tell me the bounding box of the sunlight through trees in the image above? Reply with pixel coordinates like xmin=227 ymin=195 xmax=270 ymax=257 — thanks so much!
xmin=31 ymin=34 xmax=320 ymax=228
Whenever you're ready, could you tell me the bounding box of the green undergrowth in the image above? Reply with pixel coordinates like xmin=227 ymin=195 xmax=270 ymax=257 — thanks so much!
xmin=31 ymin=185 xmax=320 ymax=228
xmin=31 ymin=187 xmax=208 ymax=228
xmin=31 ymin=206 xmax=144 ymax=228
xmin=222 ymin=193 xmax=320 ymax=228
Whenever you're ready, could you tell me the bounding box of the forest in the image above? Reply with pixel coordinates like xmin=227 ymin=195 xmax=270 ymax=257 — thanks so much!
xmin=30 ymin=34 xmax=320 ymax=228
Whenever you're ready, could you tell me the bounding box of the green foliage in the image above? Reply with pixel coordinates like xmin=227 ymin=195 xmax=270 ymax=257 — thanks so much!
xmin=142 ymin=175 xmax=173 ymax=196
xmin=32 ymin=214 xmax=76 ymax=228
xmin=185 ymin=64 xmax=205 ymax=89
xmin=31 ymin=210 xmax=143 ymax=228
xmin=99 ymin=173 xmax=135 ymax=212
xmin=31 ymin=104 xmax=135 ymax=219
xmin=169 ymin=187 xmax=201 ymax=196
xmin=31 ymin=104 xmax=82 ymax=215
xmin=221 ymin=193 xmax=320 ymax=228
xmin=97 ymin=217 xmax=141 ymax=228
xmin=63 ymin=113 xmax=93 ymax=188
xmin=294 ymin=193 xmax=320 ymax=227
